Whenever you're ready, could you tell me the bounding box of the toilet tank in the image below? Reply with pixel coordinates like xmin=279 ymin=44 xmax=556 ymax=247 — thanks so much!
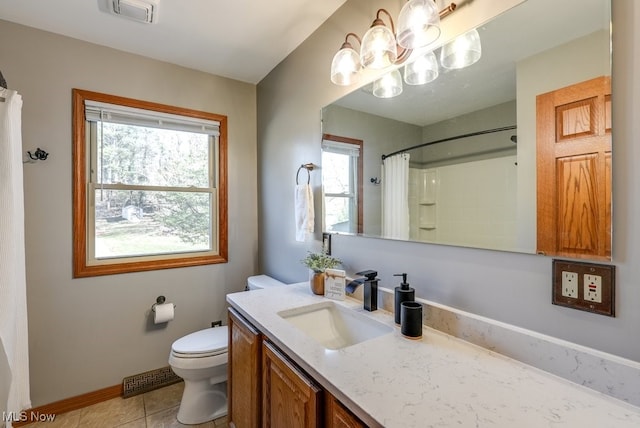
xmin=247 ymin=275 xmax=286 ymax=291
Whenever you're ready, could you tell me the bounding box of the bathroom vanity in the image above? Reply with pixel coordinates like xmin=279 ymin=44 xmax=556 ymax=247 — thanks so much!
xmin=226 ymin=284 xmax=640 ymax=427
xmin=228 ymin=307 xmax=365 ymax=427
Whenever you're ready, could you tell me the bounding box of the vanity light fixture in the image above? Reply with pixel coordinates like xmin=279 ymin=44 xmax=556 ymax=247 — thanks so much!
xmin=396 ymin=0 xmax=442 ymax=49
xmin=403 ymin=50 xmax=439 ymax=85
xmin=360 ymin=9 xmax=400 ymax=69
xmin=330 ymin=32 xmax=363 ymax=86
xmin=373 ymin=69 xmax=404 ymax=98
xmin=440 ymin=28 xmax=482 ymax=69
xmin=330 ymin=0 xmax=456 ymax=86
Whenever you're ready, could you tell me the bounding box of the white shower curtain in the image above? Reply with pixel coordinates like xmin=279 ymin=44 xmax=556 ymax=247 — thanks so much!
xmin=0 ymin=88 xmax=31 ymax=425
xmin=382 ymin=153 xmax=410 ymax=240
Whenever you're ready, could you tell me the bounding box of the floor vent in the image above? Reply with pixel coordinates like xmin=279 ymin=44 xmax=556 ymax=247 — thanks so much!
xmin=122 ymin=366 xmax=181 ymax=398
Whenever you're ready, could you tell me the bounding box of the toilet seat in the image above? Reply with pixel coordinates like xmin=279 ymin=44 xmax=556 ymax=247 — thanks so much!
xmin=169 ymin=350 xmax=228 ymax=370
xmin=171 ymin=349 xmax=225 ymax=358
xmin=171 ymin=327 xmax=228 ymax=358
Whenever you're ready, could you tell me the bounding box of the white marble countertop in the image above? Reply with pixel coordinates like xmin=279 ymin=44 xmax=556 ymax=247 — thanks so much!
xmin=227 ymin=283 xmax=640 ymax=428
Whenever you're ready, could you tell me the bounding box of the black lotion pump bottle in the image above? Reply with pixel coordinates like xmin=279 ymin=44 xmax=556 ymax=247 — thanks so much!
xmin=394 ymin=273 xmax=415 ymax=325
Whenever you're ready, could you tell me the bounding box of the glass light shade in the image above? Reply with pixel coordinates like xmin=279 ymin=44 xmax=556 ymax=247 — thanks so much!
xmin=373 ymin=69 xmax=403 ymax=98
xmin=440 ymin=28 xmax=482 ymax=70
xmin=360 ymin=24 xmax=398 ymax=69
xmin=330 ymin=47 xmax=361 ymax=86
xmin=404 ymin=51 xmax=439 ymax=85
xmin=397 ymin=0 xmax=441 ymax=49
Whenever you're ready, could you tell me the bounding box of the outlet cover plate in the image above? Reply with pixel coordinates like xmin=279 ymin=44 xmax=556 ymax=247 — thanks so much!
xmin=552 ymin=259 xmax=615 ymax=316
xmin=561 ymin=271 xmax=579 ymax=298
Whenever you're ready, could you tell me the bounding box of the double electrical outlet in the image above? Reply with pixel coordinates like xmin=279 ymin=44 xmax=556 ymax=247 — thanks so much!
xmin=561 ymin=271 xmax=602 ymax=303
xmin=552 ymin=259 xmax=615 ymax=317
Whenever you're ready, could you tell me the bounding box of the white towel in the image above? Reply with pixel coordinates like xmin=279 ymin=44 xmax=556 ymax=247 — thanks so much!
xmin=295 ymin=184 xmax=314 ymax=242
xmin=0 ymin=89 xmax=31 ymax=425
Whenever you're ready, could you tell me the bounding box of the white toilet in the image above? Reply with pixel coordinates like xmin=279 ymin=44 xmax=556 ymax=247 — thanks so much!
xmin=168 ymin=275 xmax=286 ymax=424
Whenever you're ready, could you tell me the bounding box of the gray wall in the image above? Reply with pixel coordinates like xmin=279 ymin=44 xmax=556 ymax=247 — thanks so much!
xmin=257 ymin=0 xmax=640 ymax=361
xmin=322 ymin=104 xmax=421 ymax=236
xmin=0 ymin=20 xmax=258 ymax=406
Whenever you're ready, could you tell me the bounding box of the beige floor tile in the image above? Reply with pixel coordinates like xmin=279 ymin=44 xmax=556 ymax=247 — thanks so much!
xmin=143 ymin=382 xmax=184 ymax=415
xmin=19 ymin=383 xmax=229 ymax=428
xmin=213 ymin=415 xmax=228 ymax=428
xmin=116 ymin=417 xmax=147 ymax=428
xmin=20 ymin=409 xmax=82 ymax=428
xmin=145 ymin=406 xmax=215 ymax=428
xmin=77 ymin=395 xmax=145 ymax=428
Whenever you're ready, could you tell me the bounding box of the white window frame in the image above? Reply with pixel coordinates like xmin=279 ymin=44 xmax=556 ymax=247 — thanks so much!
xmin=321 ymin=135 xmax=363 ymax=234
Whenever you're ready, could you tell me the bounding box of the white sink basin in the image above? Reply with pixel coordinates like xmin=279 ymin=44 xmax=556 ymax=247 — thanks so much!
xmin=278 ymin=301 xmax=393 ymax=350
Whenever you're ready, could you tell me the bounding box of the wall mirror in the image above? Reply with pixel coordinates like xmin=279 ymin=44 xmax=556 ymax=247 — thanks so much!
xmin=321 ymin=0 xmax=611 ymax=258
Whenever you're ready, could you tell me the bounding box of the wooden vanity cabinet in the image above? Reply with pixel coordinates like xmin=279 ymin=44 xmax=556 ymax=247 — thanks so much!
xmin=326 ymin=394 xmax=367 ymax=428
xmin=263 ymin=340 xmax=322 ymax=427
xmin=228 ymin=308 xmax=368 ymax=428
xmin=228 ymin=308 xmax=262 ymax=428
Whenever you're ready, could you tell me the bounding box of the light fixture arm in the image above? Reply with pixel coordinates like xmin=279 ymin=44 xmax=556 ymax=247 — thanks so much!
xmin=370 ymin=8 xmax=414 ymax=65
xmin=372 ymin=8 xmax=396 ymax=33
xmin=341 ymin=32 xmax=362 ymax=50
xmin=439 ymin=2 xmax=457 ymax=19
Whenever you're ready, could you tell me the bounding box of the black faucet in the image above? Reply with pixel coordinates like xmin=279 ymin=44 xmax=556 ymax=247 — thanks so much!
xmin=346 ymin=270 xmax=378 ymax=311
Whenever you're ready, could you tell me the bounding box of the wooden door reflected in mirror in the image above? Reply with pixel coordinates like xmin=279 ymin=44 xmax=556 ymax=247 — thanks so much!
xmin=536 ymin=76 xmax=611 ymax=260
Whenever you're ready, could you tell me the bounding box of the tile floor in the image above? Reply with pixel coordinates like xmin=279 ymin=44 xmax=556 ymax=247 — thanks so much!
xmin=22 ymin=382 xmax=228 ymax=428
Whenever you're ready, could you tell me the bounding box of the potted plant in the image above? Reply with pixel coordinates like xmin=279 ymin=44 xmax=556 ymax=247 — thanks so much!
xmin=301 ymin=251 xmax=341 ymax=295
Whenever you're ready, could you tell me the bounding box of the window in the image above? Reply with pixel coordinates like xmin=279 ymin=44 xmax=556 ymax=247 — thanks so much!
xmin=321 ymin=134 xmax=363 ymax=234
xmin=72 ymin=89 xmax=227 ymax=277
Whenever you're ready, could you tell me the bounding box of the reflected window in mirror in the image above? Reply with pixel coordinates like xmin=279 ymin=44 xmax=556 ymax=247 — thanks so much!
xmin=321 ymin=134 xmax=363 ymax=234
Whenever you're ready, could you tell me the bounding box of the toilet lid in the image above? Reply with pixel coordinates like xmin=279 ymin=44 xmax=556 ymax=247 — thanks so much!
xmin=171 ymin=327 xmax=228 ymax=355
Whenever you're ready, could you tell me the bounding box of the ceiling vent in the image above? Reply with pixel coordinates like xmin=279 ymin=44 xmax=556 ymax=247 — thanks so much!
xmin=109 ymin=0 xmax=158 ymax=24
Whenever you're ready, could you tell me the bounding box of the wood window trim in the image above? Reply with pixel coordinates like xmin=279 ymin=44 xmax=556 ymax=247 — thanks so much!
xmin=322 ymin=133 xmax=364 ymax=234
xmin=72 ymin=89 xmax=228 ymax=277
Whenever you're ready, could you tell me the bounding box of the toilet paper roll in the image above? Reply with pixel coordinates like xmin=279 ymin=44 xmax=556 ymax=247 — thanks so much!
xmin=154 ymin=303 xmax=175 ymax=324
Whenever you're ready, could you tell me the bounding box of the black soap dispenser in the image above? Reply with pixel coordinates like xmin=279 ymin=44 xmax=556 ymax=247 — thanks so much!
xmin=394 ymin=273 xmax=415 ymax=325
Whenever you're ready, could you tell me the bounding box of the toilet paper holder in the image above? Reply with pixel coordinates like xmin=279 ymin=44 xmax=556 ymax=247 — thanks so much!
xmin=151 ymin=295 xmax=176 ymax=312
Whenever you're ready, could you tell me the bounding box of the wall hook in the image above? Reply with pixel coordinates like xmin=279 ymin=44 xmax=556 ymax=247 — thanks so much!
xmin=27 ymin=148 xmax=49 ymax=161
xmin=370 ymin=177 xmax=381 ymax=185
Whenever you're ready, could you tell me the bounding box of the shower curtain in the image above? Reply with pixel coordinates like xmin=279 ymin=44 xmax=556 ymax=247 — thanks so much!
xmin=0 ymin=88 xmax=31 ymax=425
xmin=382 ymin=153 xmax=410 ymax=240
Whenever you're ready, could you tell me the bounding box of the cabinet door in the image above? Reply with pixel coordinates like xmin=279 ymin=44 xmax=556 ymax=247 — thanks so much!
xmin=228 ymin=308 xmax=262 ymax=428
xmin=326 ymin=393 xmax=367 ymax=428
xmin=263 ymin=340 xmax=322 ymax=428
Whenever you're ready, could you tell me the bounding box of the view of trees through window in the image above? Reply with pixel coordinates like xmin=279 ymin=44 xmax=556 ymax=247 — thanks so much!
xmin=94 ymin=122 xmax=213 ymax=259
xmin=322 ymin=150 xmax=354 ymax=233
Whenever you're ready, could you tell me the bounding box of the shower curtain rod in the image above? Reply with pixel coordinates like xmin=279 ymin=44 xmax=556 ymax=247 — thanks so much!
xmin=381 ymin=125 xmax=517 ymax=161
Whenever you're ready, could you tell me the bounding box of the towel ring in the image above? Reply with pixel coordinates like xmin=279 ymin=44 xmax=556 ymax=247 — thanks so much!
xmin=296 ymin=163 xmax=314 ymax=185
